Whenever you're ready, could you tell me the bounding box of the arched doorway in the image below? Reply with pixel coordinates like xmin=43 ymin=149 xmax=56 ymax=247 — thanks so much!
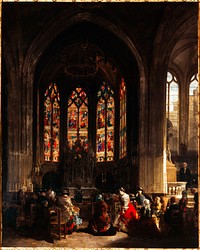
xmin=95 ymin=172 xmax=115 ymax=193
xmin=42 ymin=171 xmax=61 ymax=191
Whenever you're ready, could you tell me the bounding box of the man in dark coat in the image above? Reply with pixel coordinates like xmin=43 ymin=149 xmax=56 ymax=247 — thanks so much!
xmin=179 ymin=162 xmax=191 ymax=189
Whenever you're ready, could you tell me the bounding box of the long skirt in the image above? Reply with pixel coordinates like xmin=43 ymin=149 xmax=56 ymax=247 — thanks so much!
xmin=114 ymin=203 xmax=138 ymax=232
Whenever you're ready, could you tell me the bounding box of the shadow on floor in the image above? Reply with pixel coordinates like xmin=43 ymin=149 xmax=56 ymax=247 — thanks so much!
xmin=2 ymin=222 xmax=198 ymax=248
xmin=106 ymin=233 xmax=198 ymax=248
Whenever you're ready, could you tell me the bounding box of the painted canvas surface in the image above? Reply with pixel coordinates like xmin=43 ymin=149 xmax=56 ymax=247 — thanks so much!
xmin=1 ymin=1 xmax=199 ymax=249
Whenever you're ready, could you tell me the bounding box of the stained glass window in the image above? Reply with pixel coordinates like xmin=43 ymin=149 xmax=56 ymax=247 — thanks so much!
xmin=67 ymin=87 xmax=88 ymax=150
xmin=188 ymin=74 xmax=198 ymax=151
xmin=119 ymin=78 xmax=127 ymax=158
xmin=96 ymin=82 xmax=115 ymax=162
xmin=166 ymin=72 xmax=179 ymax=153
xmin=44 ymin=83 xmax=60 ymax=162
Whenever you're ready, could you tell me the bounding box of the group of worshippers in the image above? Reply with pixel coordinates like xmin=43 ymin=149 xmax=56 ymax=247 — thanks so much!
xmin=88 ymin=187 xmax=163 ymax=237
xmin=16 ymin=184 xmax=198 ymax=241
xmin=16 ymin=187 xmax=83 ymax=242
xmin=88 ymin=186 xmax=197 ymax=238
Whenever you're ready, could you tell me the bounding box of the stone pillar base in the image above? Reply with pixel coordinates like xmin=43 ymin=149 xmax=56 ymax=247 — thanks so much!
xmin=166 ymin=160 xmax=177 ymax=182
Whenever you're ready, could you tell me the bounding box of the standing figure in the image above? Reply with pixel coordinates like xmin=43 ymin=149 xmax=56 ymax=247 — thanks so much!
xmin=191 ymin=188 xmax=198 ymax=232
xmin=166 ymin=118 xmax=173 ymax=162
xmin=135 ymin=187 xmax=146 ymax=206
xmin=179 ymin=162 xmax=191 ymax=189
xmin=178 ymin=190 xmax=188 ymax=233
xmin=74 ymin=185 xmax=83 ymax=204
xmin=17 ymin=187 xmax=27 ymax=215
xmin=114 ymin=187 xmax=139 ymax=232
xmin=191 ymin=188 xmax=198 ymax=212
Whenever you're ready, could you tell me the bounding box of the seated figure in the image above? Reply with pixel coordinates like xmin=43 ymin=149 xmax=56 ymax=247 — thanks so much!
xmin=140 ymin=199 xmax=152 ymax=218
xmin=74 ymin=186 xmax=83 ymax=204
xmin=152 ymin=196 xmax=162 ymax=217
xmin=88 ymin=199 xmax=116 ymax=236
xmin=58 ymin=190 xmax=82 ymax=234
xmin=164 ymin=196 xmax=181 ymax=236
xmin=46 ymin=187 xmax=57 ymax=207
xmin=130 ymin=199 xmax=160 ymax=238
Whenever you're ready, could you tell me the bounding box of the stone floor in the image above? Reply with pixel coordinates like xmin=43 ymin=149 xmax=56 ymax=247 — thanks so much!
xmin=2 ymin=219 xmax=198 ymax=249
xmin=2 ymin=202 xmax=198 ymax=249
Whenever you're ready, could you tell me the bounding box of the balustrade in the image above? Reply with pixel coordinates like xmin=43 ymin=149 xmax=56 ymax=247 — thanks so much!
xmin=167 ymin=182 xmax=187 ymax=196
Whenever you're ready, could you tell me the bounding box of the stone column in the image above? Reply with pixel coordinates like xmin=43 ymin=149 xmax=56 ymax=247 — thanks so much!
xmin=6 ymin=74 xmax=33 ymax=192
xmin=138 ymin=68 xmax=167 ymax=194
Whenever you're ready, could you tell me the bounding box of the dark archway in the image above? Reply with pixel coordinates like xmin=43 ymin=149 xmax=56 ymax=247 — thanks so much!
xmin=42 ymin=171 xmax=61 ymax=191
xmin=95 ymin=172 xmax=115 ymax=193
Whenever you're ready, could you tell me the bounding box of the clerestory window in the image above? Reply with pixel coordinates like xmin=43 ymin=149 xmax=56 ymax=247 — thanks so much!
xmin=166 ymin=72 xmax=179 ymax=154
xmin=188 ymin=73 xmax=198 ymax=152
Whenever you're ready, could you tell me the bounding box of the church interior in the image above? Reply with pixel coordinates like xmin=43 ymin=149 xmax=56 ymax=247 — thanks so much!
xmin=1 ymin=2 xmax=199 ymax=248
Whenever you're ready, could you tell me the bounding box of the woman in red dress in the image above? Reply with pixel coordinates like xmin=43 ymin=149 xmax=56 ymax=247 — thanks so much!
xmin=114 ymin=187 xmax=139 ymax=232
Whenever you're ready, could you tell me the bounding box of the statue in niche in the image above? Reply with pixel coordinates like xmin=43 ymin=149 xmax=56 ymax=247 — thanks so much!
xmin=166 ymin=118 xmax=173 ymax=162
xmin=64 ymin=138 xmax=95 ymax=187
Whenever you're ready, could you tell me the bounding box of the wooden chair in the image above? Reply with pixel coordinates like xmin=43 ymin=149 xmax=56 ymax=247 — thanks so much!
xmin=49 ymin=207 xmax=67 ymax=240
xmin=110 ymin=201 xmax=121 ymax=223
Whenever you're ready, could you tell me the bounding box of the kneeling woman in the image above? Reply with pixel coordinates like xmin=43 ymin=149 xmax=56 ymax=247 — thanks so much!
xmin=114 ymin=187 xmax=139 ymax=232
xmin=88 ymin=199 xmax=117 ymax=236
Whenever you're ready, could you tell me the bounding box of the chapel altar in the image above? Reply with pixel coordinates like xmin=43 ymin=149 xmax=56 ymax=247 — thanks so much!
xmin=63 ymin=138 xmax=96 ymax=197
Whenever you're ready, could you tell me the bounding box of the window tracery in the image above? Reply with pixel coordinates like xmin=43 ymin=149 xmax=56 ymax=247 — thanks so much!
xmin=188 ymin=73 xmax=198 ymax=151
xmin=43 ymin=83 xmax=60 ymax=162
xmin=119 ymin=78 xmax=127 ymax=159
xmin=67 ymin=87 xmax=88 ymax=151
xmin=96 ymin=82 xmax=115 ymax=162
xmin=166 ymin=72 xmax=179 ymax=154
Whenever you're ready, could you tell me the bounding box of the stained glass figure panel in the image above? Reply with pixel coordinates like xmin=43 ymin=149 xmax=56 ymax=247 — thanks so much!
xmin=96 ymin=82 xmax=115 ymax=162
xmin=119 ymin=79 xmax=127 ymax=158
xmin=67 ymin=88 xmax=88 ymax=150
xmin=106 ymin=130 xmax=114 ymax=161
xmin=96 ymin=131 xmax=105 ymax=162
xmin=43 ymin=83 xmax=60 ymax=162
xmin=107 ymin=97 xmax=115 ymax=127
xmin=80 ymin=133 xmax=88 ymax=151
xmin=68 ymin=103 xmax=78 ymax=130
xmin=52 ymin=97 xmax=60 ymax=162
xmin=79 ymin=104 xmax=88 ymax=129
xmin=106 ymin=96 xmax=114 ymax=161
xmin=97 ymin=98 xmax=105 ymax=129
xmin=68 ymin=132 xmax=78 ymax=149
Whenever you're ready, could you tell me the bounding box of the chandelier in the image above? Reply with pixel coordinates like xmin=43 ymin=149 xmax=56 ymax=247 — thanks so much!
xmin=60 ymin=41 xmax=103 ymax=78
